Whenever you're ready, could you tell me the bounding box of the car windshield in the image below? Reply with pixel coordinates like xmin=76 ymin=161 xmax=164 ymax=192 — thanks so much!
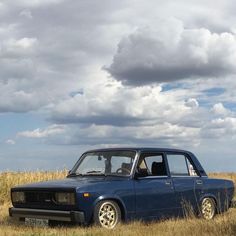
xmin=71 ymin=150 xmax=136 ymax=176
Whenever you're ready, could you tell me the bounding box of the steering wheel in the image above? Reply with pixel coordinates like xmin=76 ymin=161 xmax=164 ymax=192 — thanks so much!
xmin=115 ymin=167 xmax=130 ymax=174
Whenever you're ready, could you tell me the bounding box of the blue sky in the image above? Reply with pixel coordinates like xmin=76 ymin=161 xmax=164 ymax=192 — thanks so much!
xmin=0 ymin=0 xmax=236 ymax=172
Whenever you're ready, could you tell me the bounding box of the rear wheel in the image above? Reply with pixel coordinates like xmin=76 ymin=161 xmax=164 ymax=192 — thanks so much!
xmin=93 ymin=200 xmax=121 ymax=229
xmin=200 ymin=198 xmax=216 ymax=219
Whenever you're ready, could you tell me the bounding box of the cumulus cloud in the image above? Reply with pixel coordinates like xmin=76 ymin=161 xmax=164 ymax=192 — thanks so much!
xmin=19 ymin=9 xmax=33 ymax=19
xmin=51 ymin=82 xmax=197 ymax=127
xmin=0 ymin=0 xmax=129 ymax=113
xmin=7 ymin=0 xmax=63 ymax=8
xmin=211 ymin=103 xmax=231 ymax=116
xmin=211 ymin=117 xmax=236 ymax=131
xmin=0 ymin=37 xmax=38 ymax=59
xmin=5 ymin=139 xmax=15 ymax=145
xmin=1 ymin=0 xmax=236 ymax=115
xmin=200 ymin=116 xmax=236 ymax=139
xmin=9 ymin=37 xmax=37 ymax=49
xmin=17 ymin=124 xmax=66 ymax=138
xmin=185 ymin=98 xmax=199 ymax=108
xmin=46 ymin=80 xmax=236 ymax=147
xmin=36 ymin=122 xmax=200 ymax=148
xmin=107 ymin=23 xmax=236 ymax=85
xmin=45 ymin=81 xmax=208 ymax=147
xmin=0 ymin=89 xmax=42 ymax=112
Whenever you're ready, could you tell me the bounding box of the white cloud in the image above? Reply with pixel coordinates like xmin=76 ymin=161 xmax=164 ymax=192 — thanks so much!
xmin=0 ymin=0 xmax=236 ymax=115
xmin=1 ymin=37 xmax=38 ymax=56
xmin=107 ymin=23 xmax=236 ymax=85
xmin=51 ymin=81 xmax=195 ymax=126
xmin=17 ymin=124 xmax=66 ymax=138
xmin=185 ymin=98 xmax=199 ymax=108
xmin=211 ymin=103 xmax=230 ymax=116
xmin=0 ymin=1 xmax=129 ymax=113
xmin=14 ymin=37 xmax=37 ymax=49
xmin=5 ymin=139 xmax=15 ymax=145
xmin=19 ymin=9 xmax=33 ymax=19
xmin=201 ymin=116 xmax=236 ymax=139
xmin=44 ymin=122 xmax=201 ymax=148
xmin=211 ymin=117 xmax=236 ymax=130
xmin=0 ymin=89 xmax=42 ymax=112
xmin=7 ymin=0 xmax=63 ymax=8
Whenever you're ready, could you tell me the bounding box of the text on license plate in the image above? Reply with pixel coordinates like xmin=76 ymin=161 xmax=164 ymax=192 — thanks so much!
xmin=25 ymin=218 xmax=49 ymax=227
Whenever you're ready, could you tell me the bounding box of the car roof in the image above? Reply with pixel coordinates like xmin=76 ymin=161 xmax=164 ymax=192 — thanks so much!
xmin=83 ymin=147 xmax=191 ymax=154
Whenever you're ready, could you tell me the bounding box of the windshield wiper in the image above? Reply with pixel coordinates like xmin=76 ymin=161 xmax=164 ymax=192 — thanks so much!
xmin=85 ymin=170 xmax=105 ymax=175
xmin=86 ymin=171 xmax=129 ymax=177
xmin=67 ymin=172 xmax=84 ymax=177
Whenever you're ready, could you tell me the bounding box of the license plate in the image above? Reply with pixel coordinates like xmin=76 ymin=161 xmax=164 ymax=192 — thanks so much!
xmin=25 ymin=218 xmax=49 ymax=227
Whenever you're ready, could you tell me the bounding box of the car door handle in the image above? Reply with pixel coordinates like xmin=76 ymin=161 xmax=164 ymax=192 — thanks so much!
xmin=165 ymin=180 xmax=172 ymax=185
xmin=196 ymin=180 xmax=203 ymax=185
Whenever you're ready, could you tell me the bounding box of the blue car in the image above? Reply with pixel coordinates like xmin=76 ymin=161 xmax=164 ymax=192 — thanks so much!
xmin=9 ymin=148 xmax=234 ymax=229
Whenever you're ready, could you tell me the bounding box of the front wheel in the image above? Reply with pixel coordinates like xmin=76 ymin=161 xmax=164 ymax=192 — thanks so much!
xmin=200 ymin=198 xmax=216 ymax=220
xmin=93 ymin=200 xmax=121 ymax=229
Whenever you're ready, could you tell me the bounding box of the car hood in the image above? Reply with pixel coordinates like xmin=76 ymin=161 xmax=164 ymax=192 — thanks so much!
xmin=12 ymin=176 xmax=127 ymax=191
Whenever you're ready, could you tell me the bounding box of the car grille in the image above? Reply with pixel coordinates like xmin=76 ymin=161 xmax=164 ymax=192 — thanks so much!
xmin=26 ymin=191 xmax=54 ymax=204
xmin=25 ymin=191 xmax=56 ymax=207
xmin=12 ymin=189 xmax=76 ymax=210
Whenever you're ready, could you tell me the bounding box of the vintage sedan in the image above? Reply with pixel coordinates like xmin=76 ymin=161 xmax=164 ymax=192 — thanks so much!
xmin=9 ymin=148 xmax=234 ymax=228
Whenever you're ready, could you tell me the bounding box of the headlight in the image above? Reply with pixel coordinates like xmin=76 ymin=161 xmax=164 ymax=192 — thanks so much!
xmin=12 ymin=191 xmax=25 ymax=203
xmin=55 ymin=192 xmax=75 ymax=205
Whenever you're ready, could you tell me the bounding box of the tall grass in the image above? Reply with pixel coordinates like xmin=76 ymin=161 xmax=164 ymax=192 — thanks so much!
xmin=209 ymin=172 xmax=236 ymax=185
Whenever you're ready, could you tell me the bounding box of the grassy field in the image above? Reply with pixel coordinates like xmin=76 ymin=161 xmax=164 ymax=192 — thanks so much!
xmin=0 ymin=171 xmax=236 ymax=236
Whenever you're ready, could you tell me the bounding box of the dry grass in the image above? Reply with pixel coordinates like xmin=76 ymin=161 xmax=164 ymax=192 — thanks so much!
xmin=0 ymin=171 xmax=236 ymax=236
xmin=209 ymin=172 xmax=236 ymax=185
xmin=209 ymin=173 xmax=236 ymax=201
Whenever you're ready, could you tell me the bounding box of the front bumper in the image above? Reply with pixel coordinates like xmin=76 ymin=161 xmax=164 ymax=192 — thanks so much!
xmin=9 ymin=207 xmax=85 ymax=223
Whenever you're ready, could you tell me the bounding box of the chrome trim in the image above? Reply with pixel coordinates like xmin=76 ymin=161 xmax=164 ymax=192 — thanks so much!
xmin=171 ymin=175 xmax=201 ymax=178
xmin=136 ymin=175 xmax=169 ymax=179
xmin=130 ymin=151 xmax=140 ymax=179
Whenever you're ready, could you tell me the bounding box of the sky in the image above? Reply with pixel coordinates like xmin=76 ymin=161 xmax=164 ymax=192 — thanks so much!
xmin=0 ymin=0 xmax=236 ymax=172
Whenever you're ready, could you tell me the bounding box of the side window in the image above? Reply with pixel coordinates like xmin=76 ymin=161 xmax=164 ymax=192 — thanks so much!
xmin=167 ymin=154 xmax=198 ymax=176
xmin=137 ymin=154 xmax=167 ymax=176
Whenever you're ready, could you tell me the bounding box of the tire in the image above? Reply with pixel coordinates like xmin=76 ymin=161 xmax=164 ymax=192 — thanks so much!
xmin=93 ymin=200 xmax=121 ymax=229
xmin=200 ymin=198 xmax=216 ymax=220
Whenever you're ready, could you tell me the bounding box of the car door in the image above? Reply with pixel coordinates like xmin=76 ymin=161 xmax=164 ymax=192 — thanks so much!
xmin=134 ymin=152 xmax=178 ymax=219
xmin=166 ymin=152 xmax=200 ymax=216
